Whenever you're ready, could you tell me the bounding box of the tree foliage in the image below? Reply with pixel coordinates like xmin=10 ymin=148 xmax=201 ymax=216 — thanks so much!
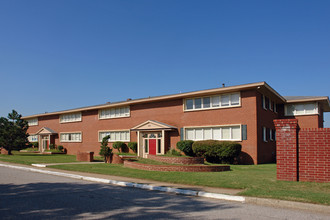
xmin=0 ymin=110 xmax=29 ymax=155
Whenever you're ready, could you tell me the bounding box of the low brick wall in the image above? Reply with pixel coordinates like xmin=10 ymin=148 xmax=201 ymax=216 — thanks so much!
xmin=0 ymin=148 xmax=8 ymax=155
xmin=76 ymin=151 xmax=94 ymax=162
xmin=112 ymin=154 xmax=124 ymax=164
xmin=124 ymin=161 xmax=230 ymax=172
xmin=147 ymin=155 xmax=204 ymax=164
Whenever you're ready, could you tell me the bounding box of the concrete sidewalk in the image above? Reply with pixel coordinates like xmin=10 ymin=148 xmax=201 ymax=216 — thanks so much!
xmin=0 ymin=161 xmax=329 ymax=215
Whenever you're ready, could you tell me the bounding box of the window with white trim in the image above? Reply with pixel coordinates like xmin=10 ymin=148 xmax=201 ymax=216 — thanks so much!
xmin=60 ymin=112 xmax=82 ymax=123
xmin=185 ymin=93 xmax=240 ymax=111
xmin=269 ymin=128 xmax=273 ymax=141
xmin=185 ymin=125 xmax=241 ymax=141
xmin=99 ymin=130 xmax=130 ymax=142
xmin=285 ymin=103 xmax=318 ymax=116
xmin=27 ymin=118 xmax=38 ymax=126
xmin=99 ymin=106 xmax=130 ymax=119
xmin=262 ymin=127 xmax=267 ymax=142
xmin=60 ymin=132 xmax=82 ymax=142
xmin=28 ymin=135 xmax=38 ymax=142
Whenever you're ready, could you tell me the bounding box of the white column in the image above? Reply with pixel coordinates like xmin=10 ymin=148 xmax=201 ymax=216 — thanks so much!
xmin=137 ymin=131 xmax=140 ymax=157
xmin=161 ymin=130 xmax=165 ymax=155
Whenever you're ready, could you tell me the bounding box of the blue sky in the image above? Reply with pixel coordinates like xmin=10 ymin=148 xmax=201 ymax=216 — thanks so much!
xmin=0 ymin=0 xmax=329 ymax=126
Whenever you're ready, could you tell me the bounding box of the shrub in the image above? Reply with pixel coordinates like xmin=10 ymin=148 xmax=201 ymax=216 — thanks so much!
xmin=31 ymin=142 xmax=38 ymax=148
xmin=165 ymin=149 xmax=182 ymax=157
xmin=57 ymin=145 xmax=64 ymax=152
xmin=176 ymin=140 xmax=194 ymax=156
xmin=112 ymin=141 xmax=126 ymax=153
xmin=49 ymin=144 xmax=55 ymax=150
xmin=128 ymin=142 xmax=137 ymax=153
xmin=99 ymin=135 xmax=112 ymax=163
xmin=192 ymin=140 xmax=241 ymax=164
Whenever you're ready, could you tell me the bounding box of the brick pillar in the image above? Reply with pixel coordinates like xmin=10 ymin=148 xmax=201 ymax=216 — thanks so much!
xmin=274 ymin=119 xmax=299 ymax=181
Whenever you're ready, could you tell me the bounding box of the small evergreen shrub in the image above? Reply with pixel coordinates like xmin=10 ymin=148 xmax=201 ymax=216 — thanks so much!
xmin=112 ymin=141 xmax=126 ymax=153
xmin=192 ymin=140 xmax=241 ymax=164
xmin=128 ymin=142 xmax=137 ymax=153
xmin=165 ymin=149 xmax=182 ymax=157
xmin=49 ymin=144 xmax=55 ymax=150
xmin=31 ymin=142 xmax=38 ymax=148
xmin=57 ymin=145 xmax=64 ymax=152
xmin=176 ymin=140 xmax=194 ymax=156
xmin=99 ymin=135 xmax=112 ymax=163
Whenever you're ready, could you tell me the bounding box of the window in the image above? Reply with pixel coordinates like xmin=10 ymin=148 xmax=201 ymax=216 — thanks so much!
xmin=60 ymin=132 xmax=82 ymax=142
xmin=269 ymin=129 xmax=273 ymax=141
xmin=285 ymin=103 xmax=318 ymax=116
xmin=262 ymin=127 xmax=267 ymax=142
xmin=98 ymin=130 xmax=130 ymax=142
xmin=265 ymin=97 xmax=269 ymax=110
xmin=185 ymin=92 xmax=240 ymax=111
xmin=269 ymin=100 xmax=273 ymax=111
xmin=28 ymin=135 xmax=38 ymax=142
xmin=185 ymin=125 xmax=241 ymax=141
xmin=60 ymin=112 xmax=82 ymax=123
xmin=27 ymin=118 xmax=38 ymax=126
xmin=99 ymin=106 xmax=130 ymax=119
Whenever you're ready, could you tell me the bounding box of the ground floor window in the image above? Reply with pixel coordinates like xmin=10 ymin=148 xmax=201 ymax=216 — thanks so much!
xmin=185 ymin=125 xmax=241 ymax=141
xmin=28 ymin=135 xmax=38 ymax=142
xmin=99 ymin=130 xmax=130 ymax=142
xmin=60 ymin=132 xmax=82 ymax=142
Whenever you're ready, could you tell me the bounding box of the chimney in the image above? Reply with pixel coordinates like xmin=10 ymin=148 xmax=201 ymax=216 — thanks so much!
xmin=222 ymin=83 xmax=225 ymax=87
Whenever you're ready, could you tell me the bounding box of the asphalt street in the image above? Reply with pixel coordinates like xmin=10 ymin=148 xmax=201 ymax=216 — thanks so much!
xmin=0 ymin=166 xmax=329 ymax=220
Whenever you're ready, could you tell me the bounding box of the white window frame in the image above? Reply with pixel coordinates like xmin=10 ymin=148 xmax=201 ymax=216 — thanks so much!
xmin=60 ymin=132 xmax=82 ymax=143
xmin=284 ymin=102 xmax=318 ymax=116
xmin=60 ymin=112 xmax=82 ymax=123
xmin=263 ymin=127 xmax=267 ymax=142
xmin=269 ymin=128 xmax=273 ymax=141
xmin=269 ymin=99 xmax=273 ymax=111
xmin=184 ymin=125 xmax=242 ymax=141
xmin=28 ymin=134 xmax=38 ymax=142
xmin=184 ymin=92 xmax=241 ymax=112
xmin=99 ymin=106 xmax=130 ymax=120
xmin=98 ymin=130 xmax=130 ymax=142
xmin=27 ymin=118 xmax=38 ymax=126
xmin=262 ymin=95 xmax=267 ymax=110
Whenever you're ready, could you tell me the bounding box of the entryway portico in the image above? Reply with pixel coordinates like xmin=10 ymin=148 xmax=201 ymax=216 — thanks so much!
xmin=35 ymin=127 xmax=57 ymax=152
xmin=131 ymin=120 xmax=177 ymax=158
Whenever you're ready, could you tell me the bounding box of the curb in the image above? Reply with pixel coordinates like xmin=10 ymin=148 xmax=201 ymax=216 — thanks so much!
xmin=0 ymin=163 xmax=245 ymax=203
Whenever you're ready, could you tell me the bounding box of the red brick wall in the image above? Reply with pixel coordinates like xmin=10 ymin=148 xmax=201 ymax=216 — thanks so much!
xmin=274 ymin=119 xmax=330 ymax=183
xmin=298 ymin=128 xmax=330 ymax=182
xmin=147 ymin=154 xmax=204 ymax=164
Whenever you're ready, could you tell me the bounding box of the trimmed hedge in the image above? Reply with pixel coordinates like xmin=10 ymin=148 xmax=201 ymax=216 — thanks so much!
xmin=128 ymin=142 xmax=137 ymax=153
xmin=112 ymin=141 xmax=126 ymax=153
xmin=176 ymin=140 xmax=194 ymax=156
xmin=192 ymin=140 xmax=241 ymax=164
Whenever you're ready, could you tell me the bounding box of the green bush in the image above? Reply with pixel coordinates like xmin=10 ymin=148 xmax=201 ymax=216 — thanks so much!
xmin=128 ymin=142 xmax=137 ymax=153
xmin=49 ymin=144 xmax=55 ymax=150
xmin=176 ymin=140 xmax=194 ymax=156
xmin=112 ymin=141 xmax=126 ymax=153
xmin=165 ymin=149 xmax=182 ymax=157
xmin=31 ymin=142 xmax=38 ymax=148
xmin=57 ymin=145 xmax=64 ymax=151
xmin=192 ymin=140 xmax=241 ymax=164
xmin=99 ymin=135 xmax=112 ymax=163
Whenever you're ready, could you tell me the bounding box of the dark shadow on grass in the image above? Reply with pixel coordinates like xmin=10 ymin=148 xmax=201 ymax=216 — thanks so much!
xmin=0 ymin=181 xmax=238 ymax=219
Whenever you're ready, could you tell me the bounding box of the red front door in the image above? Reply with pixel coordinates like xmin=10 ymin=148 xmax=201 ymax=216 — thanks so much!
xmin=149 ymin=139 xmax=157 ymax=155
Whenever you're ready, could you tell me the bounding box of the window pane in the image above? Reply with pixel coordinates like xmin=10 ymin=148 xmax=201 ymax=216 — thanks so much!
xmin=120 ymin=132 xmax=126 ymax=140
xmin=221 ymin=127 xmax=230 ymax=139
xmin=305 ymin=103 xmax=316 ymax=114
xmin=145 ymin=139 xmax=148 ymax=153
xmin=115 ymin=108 xmax=120 ymax=117
xmin=221 ymin=95 xmax=230 ymax=106
xmin=115 ymin=132 xmax=120 ymax=140
xmin=295 ymin=104 xmax=304 ymax=115
xmin=110 ymin=132 xmax=115 ymax=140
xmin=212 ymin=96 xmax=220 ymax=107
xmin=186 ymin=129 xmax=194 ymax=140
xmin=286 ymin=105 xmax=295 ymax=115
xmin=231 ymin=93 xmax=240 ymax=105
xmin=203 ymin=97 xmax=210 ymax=108
xmin=195 ymin=98 xmax=202 ymax=109
xmin=110 ymin=109 xmax=115 ymax=118
xmin=125 ymin=107 xmax=130 ymax=116
xmin=212 ymin=128 xmax=221 ymax=140
xmin=204 ymin=128 xmax=212 ymax=140
xmin=120 ymin=107 xmax=125 ymax=116
xmin=186 ymin=99 xmax=194 ymax=110
xmin=232 ymin=126 xmax=241 ymax=140
xmin=195 ymin=129 xmax=203 ymax=140
xmin=157 ymin=139 xmax=161 ymax=154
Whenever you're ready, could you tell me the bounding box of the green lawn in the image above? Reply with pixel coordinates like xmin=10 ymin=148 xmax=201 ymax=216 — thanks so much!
xmin=0 ymin=152 xmax=329 ymax=205
xmin=0 ymin=151 xmax=77 ymax=165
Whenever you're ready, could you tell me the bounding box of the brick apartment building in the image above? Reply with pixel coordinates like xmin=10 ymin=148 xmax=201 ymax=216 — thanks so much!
xmin=23 ymin=82 xmax=330 ymax=164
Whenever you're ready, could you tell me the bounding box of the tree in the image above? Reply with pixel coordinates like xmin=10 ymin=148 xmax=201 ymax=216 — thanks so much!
xmin=99 ymin=135 xmax=112 ymax=163
xmin=0 ymin=110 xmax=29 ymax=155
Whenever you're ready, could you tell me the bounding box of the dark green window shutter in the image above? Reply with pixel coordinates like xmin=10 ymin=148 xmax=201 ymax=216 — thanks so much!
xmin=180 ymin=128 xmax=184 ymax=140
xmin=242 ymin=125 xmax=247 ymax=140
